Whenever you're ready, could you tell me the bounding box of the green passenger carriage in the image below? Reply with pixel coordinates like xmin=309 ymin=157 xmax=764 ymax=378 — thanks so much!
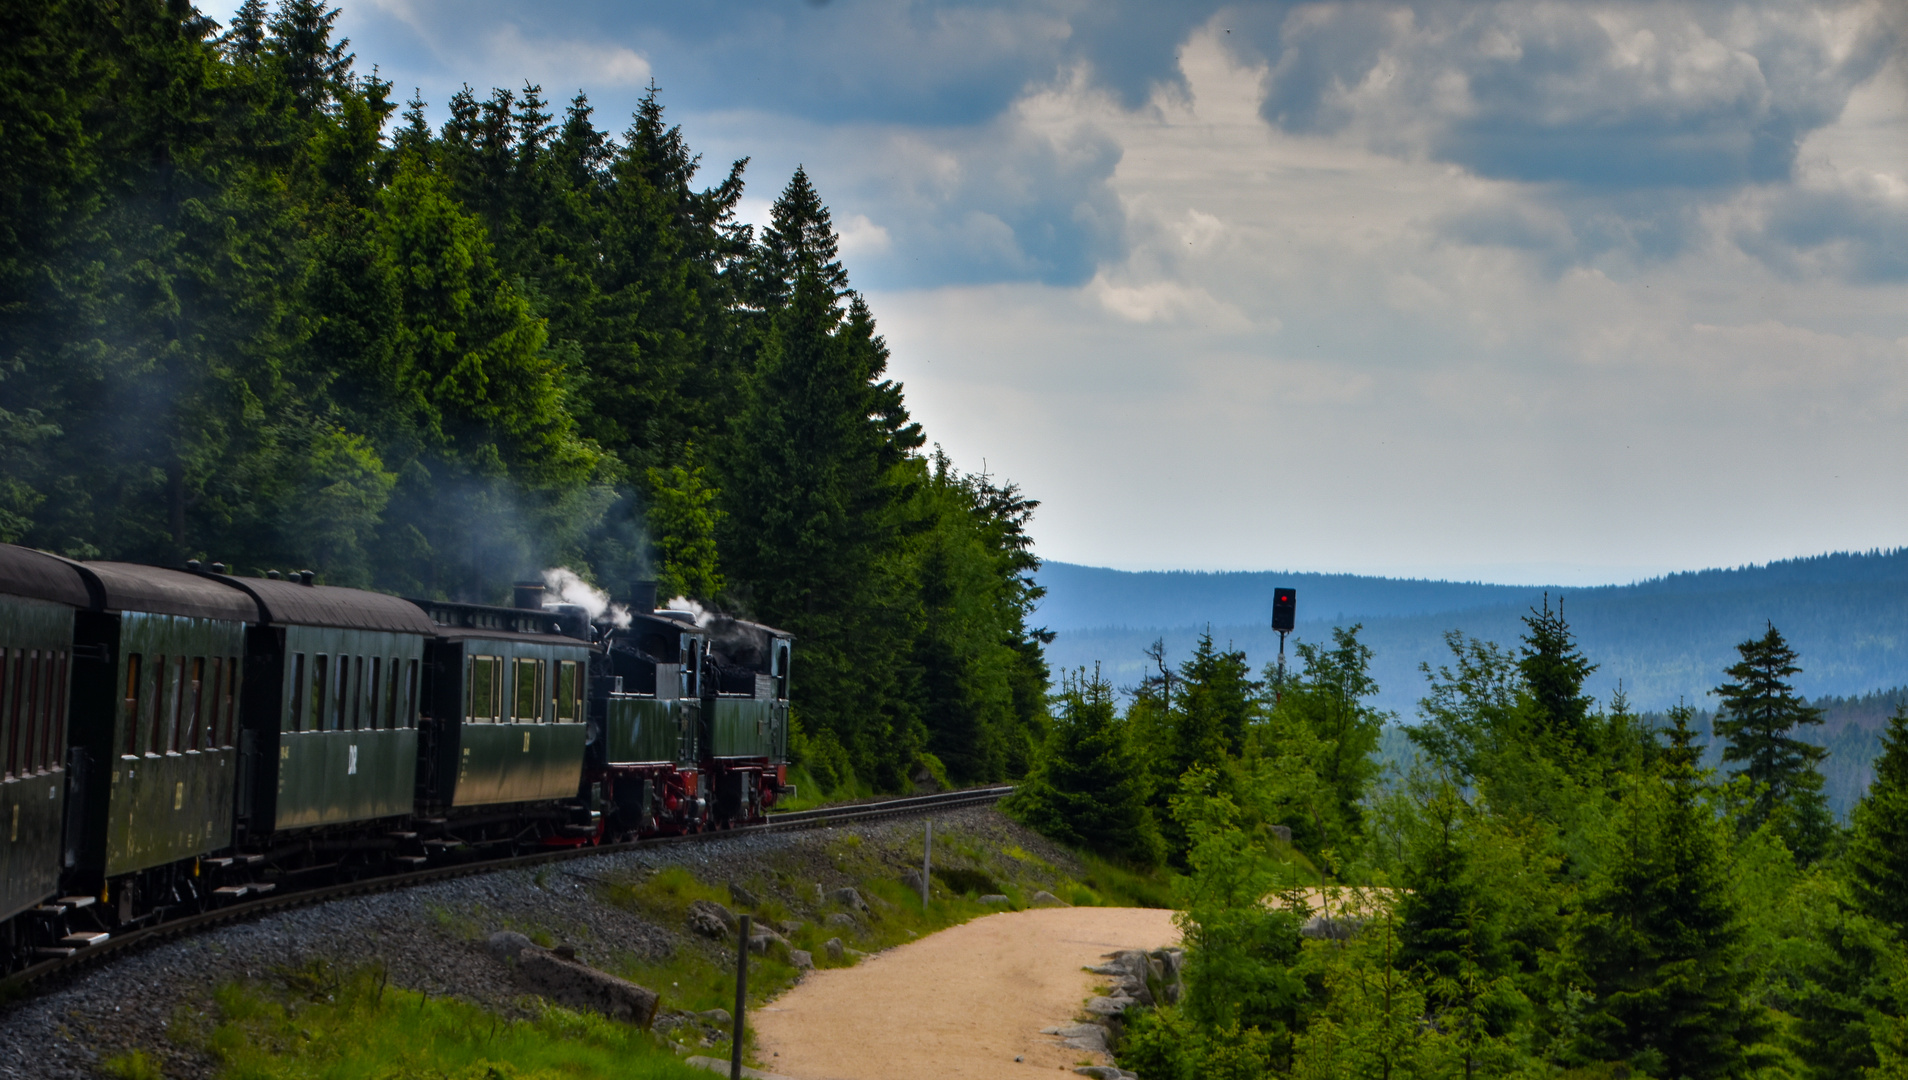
xmin=0 ymin=546 xmax=85 ymax=932
xmin=412 ymin=598 xmax=593 ymax=842
xmin=61 ymin=562 xmax=254 ymax=916
xmin=223 ymin=575 xmax=437 ymax=847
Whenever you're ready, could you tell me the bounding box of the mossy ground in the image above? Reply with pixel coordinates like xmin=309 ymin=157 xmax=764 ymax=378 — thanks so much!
xmin=182 ymin=962 xmax=704 ymax=1080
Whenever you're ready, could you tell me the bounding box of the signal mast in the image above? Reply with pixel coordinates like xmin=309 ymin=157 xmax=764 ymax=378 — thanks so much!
xmin=1272 ymin=587 xmax=1295 ymax=702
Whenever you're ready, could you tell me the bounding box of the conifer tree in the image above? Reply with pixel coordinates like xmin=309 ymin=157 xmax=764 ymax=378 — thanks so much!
xmin=1277 ymin=624 xmax=1389 ymax=841
xmin=1846 ymin=704 xmax=1908 ymax=931
xmin=1005 ymin=667 xmax=1161 ymax=865
xmin=719 ymin=170 xmax=924 ymax=785
xmin=1713 ymin=624 xmax=1834 ymax=860
xmin=643 ymin=453 xmax=724 ymax=602
xmin=265 ymin=0 xmax=352 ymax=116
xmin=1567 ymin=706 xmax=1765 ymax=1078
xmin=1173 ymin=631 xmax=1257 ymax=774
xmin=1517 ymin=594 xmax=1597 ymax=752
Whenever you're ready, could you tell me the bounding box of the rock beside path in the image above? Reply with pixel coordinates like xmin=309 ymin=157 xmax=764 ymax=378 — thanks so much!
xmin=511 ymin=944 xmax=661 ymax=1025
xmin=688 ymin=899 xmax=739 ymax=938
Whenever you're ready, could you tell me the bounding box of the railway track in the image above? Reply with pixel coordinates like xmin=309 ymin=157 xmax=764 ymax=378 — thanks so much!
xmin=0 ymin=785 xmax=1013 ymax=999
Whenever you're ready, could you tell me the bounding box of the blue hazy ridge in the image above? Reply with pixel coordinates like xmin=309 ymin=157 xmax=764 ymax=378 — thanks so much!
xmin=1035 ymin=549 xmax=1908 ymax=717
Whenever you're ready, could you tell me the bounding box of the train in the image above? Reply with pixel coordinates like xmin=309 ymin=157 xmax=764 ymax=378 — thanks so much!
xmin=0 ymin=544 xmax=792 ymax=971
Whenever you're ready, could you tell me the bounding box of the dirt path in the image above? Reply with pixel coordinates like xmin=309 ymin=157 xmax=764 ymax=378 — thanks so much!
xmin=750 ymin=906 xmax=1178 ymax=1080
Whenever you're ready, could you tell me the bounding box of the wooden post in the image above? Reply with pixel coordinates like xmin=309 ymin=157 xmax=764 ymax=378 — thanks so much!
xmin=922 ymin=820 xmax=933 ymax=911
xmin=732 ymin=913 xmax=750 ymax=1080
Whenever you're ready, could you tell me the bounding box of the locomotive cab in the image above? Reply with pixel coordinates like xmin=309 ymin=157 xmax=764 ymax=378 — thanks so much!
xmin=592 ymin=609 xmax=708 ymax=837
xmin=700 ymin=617 xmax=793 ymax=826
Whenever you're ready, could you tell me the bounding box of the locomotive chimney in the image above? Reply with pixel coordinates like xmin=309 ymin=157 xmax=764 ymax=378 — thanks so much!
xmin=513 ymin=581 xmax=546 ymax=610
xmin=629 ymin=580 xmax=658 ymax=613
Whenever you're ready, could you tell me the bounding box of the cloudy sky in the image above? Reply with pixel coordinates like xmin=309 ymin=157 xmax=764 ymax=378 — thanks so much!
xmin=306 ymin=0 xmax=1906 ymax=584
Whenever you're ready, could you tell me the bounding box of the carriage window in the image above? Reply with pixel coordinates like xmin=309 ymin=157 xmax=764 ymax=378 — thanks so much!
xmin=122 ymin=653 xmax=142 ymax=755
xmin=510 ymin=658 xmax=540 ymax=723
xmin=288 ymin=654 xmax=306 ymax=732
xmin=145 ymin=654 xmax=167 ymax=754
xmin=554 ymin=660 xmax=581 ymax=722
xmin=205 ymin=657 xmax=223 ymax=746
xmin=20 ymin=648 xmax=41 ymax=773
xmin=32 ymin=652 xmax=53 ymax=769
xmin=183 ymin=657 xmax=205 ymax=751
xmin=161 ymin=656 xmax=184 ymax=753
xmin=1 ymin=649 xmax=15 ymax=777
xmin=384 ymin=657 xmax=401 ymax=729
xmin=468 ymin=655 xmax=502 ymax=722
xmin=367 ymin=657 xmax=382 ymax=730
xmin=309 ymin=655 xmax=329 ymax=732
xmin=1 ymin=649 xmax=17 ymax=777
xmin=222 ymin=656 xmax=239 ymax=746
xmin=348 ymin=656 xmax=364 ymax=730
xmin=331 ymin=655 xmax=349 ymax=731
xmin=405 ymin=659 xmax=419 ymax=728
xmin=44 ymin=651 xmax=67 ymax=771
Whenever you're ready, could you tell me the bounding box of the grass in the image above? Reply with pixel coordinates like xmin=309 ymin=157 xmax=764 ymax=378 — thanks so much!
xmin=198 ymin=961 xmax=705 ymax=1080
xmin=768 ymin=764 xmax=875 ymax=813
xmin=1075 ymin=852 xmax=1178 ymax=909
xmin=99 ymin=1051 xmax=165 ymax=1080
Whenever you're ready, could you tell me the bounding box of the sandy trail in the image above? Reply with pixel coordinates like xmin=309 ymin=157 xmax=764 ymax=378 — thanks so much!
xmin=750 ymin=907 xmax=1178 ymax=1080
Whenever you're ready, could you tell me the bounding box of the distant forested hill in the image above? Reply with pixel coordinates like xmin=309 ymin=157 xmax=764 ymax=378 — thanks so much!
xmin=1037 ymin=550 xmax=1908 ymax=719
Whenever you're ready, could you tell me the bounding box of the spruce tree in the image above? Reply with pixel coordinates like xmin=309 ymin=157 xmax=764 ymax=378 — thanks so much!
xmin=1397 ymin=781 xmax=1511 ymax=1005
xmin=1278 ymin=624 xmax=1388 ymax=841
xmin=1517 ymin=594 xmax=1597 ymax=752
xmin=719 ymin=170 xmax=923 ymax=786
xmin=1846 ymin=703 xmax=1908 ymax=931
xmin=1712 ymin=623 xmax=1834 ymax=860
xmin=1005 ymin=667 xmax=1161 ymax=865
xmin=1567 ymin=706 xmax=1765 ymax=1078
xmin=1174 ymin=631 xmax=1257 ymax=773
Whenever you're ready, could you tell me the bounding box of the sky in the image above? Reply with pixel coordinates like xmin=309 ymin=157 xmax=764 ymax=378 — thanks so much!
xmin=292 ymin=0 xmax=1906 ymax=585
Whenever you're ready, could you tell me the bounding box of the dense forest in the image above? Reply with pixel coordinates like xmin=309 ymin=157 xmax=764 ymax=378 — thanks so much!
xmin=0 ymin=0 xmax=1050 ymax=792
xmin=1012 ymin=607 xmax=1908 ymax=1078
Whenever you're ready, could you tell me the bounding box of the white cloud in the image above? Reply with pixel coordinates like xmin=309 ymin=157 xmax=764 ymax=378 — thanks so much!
xmin=484 ymin=24 xmax=651 ymax=90
xmin=868 ymin=15 xmax=1908 ymax=578
xmin=836 ymin=213 xmax=893 ymax=258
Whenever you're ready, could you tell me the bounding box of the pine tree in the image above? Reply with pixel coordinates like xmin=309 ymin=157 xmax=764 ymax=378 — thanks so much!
xmin=1174 ymin=631 xmax=1257 ymax=774
xmin=751 ymin=165 xmax=847 ymax=308
xmin=643 ymin=452 xmax=724 ymax=602
xmin=1005 ymin=667 xmax=1161 ymax=865
xmin=265 ymin=0 xmax=353 ymax=116
xmin=1517 ymin=594 xmax=1597 ymax=752
xmin=1277 ymin=624 xmax=1389 ymax=842
xmin=1566 ymin=706 xmax=1766 ymax=1078
xmin=719 ymin=170 xmax=923 ymax=786
xmin=1846 ymin=704 xmax=1908 ymax=931
xmin=1713 ymin=623 xmax=1834 ymax=860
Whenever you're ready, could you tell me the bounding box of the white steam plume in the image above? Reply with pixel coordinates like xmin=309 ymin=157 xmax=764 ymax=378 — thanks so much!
xmin=664 ymin=595 xmax=714 ymax=628
xmin=543 ymin=567 xmax=632 ymax=628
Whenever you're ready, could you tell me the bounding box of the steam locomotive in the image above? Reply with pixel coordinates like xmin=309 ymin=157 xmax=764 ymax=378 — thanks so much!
xmin=0 ymin=543 xmax=792 ymax=971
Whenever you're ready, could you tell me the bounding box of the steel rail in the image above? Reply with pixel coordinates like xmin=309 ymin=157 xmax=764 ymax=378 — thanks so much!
xmin=0 ymin=785 xmax=1013 ymax=1000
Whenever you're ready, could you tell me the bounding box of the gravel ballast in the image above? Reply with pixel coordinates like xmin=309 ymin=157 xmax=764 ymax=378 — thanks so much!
xmin=0 ymin=805 xmax=1074 ymax=1080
